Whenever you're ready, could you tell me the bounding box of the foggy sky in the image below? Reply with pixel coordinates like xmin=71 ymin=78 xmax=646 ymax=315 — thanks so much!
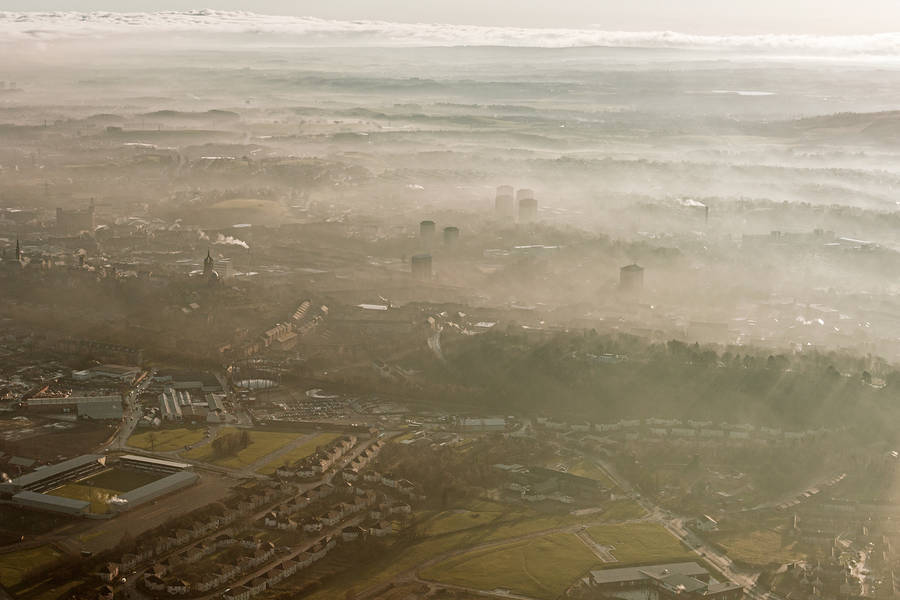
xmin=2 ymin=0 xmax=900 ymax=35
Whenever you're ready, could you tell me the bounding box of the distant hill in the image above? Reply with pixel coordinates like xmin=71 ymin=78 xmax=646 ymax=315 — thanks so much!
xmin=786 ymin=111 xmax=900 ymax=144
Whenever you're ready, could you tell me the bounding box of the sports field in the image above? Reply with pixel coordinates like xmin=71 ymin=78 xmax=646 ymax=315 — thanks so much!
xmin=46 ymin=467 xmax=163 ymax=514
xmin=80 ymin=467 xmax=162 ymax=492
xmin=49 ymin=483 xmax=118 ymax=514
xmin=421 ymin=533 xmax=599 ymax=599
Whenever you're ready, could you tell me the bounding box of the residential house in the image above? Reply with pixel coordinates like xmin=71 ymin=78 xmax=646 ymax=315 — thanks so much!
xmin=247 ymin=576 xmax=267 ymax=596
xmin=282 ymin=559 xmax=300 ymax=577
xmin=195 ymin=572 xmax=220 ymax=593
xmin=369 ymin=520 xmax=393 ymax=537
xmin=98 ymin=563 xmax=119 ymax=583
xmin=166 ymin=579 xmax=190 ymax=595
xmin=342 ymin=525 xmax=366 ymax=542
xmin=303 ymin=518 xmax=323 ymax=533
xmin=321 ymin=510 xmax=342 ymax=526
xmin=223 ymin=585 xmax=251 ymax=600
xmin=97 ymin=585 xmax=115 ymax=600
xmin=389 ymin=502 xmax=412 ymax=515
xmin=145 ymin=575 xmax=167 ymax=592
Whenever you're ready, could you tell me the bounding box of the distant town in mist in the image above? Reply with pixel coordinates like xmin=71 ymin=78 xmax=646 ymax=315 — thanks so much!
xmin=0 ymin=8 xmax=900 ymax=600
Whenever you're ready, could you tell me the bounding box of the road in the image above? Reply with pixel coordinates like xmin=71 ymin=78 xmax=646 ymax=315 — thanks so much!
xmin=120 ymin=437 xmax=386 ymax=599
xmin=589 ymin=455 xmax=778 ymax=600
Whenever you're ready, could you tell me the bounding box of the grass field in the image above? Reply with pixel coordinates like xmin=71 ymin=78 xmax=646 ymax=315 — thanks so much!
xmin=128 ymin=427 xmax=207 ymax=452
xmin=49 ymin=484 xmax=119 ymax=515
xmin=421 ymin=533 xmax=599 ymax=599
xmin=79 ymin=468 xmax=162 ymax=492
xmin=566 ymin=460 xmax=619 ymax=490
xmin=256 ymin=433 xmax=342 ymax=475
xmin=713 ymin=529 xmax=805 ymax=567
xmin=587 ymin=522 xmax=692 ymax=566
xmin=0 ymin=546 xmax=62 ymax=588
xmin=12 ymin=578 xmax=84 ymax=600
xmin=182 ymin=428 xmax=302 ymax=469
xmin=299 ymin=497 xmax=651 ymax=600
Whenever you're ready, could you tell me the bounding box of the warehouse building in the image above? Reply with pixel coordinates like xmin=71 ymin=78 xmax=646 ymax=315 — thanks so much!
xmin=582 ymin=563 xmax=743 ymax=600
xmin=111 ymin=470 xmax=199 ymax=512
xmin=24 ymin=395 xmax=123 ymax=420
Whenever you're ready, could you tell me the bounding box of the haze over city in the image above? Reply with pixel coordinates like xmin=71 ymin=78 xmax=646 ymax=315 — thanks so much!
xmin=0 ymin=3 xmax=899 ymax=600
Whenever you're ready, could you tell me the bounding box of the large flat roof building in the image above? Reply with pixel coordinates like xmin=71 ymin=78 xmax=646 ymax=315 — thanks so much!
xmin=583 ymin=562 xmax=742 ymax=600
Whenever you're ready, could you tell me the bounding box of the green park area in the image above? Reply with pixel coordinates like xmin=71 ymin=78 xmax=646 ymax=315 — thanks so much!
xmin=128 ymin=427 xmax=207 ymax=452
xmin=299 ymin=498 xmax=647 ymax=600
xmin=256 ymin=432 xmax=342 ymax=474
xmin=587 ymin=522 xmax=692 ymax=565
xmin=712 ymin=529 xmax=805 ymax=567
xmin=182 ymin=427 xmax=302 ymax=469
xmin=421 ymin=533 xmax=599 ymax=599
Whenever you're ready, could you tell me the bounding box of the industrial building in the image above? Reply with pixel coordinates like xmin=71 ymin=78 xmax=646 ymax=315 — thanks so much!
xmin=582 ymin=563 xmax=742 ymax=600
xmin=419 ymin=220 xmax=436 ymax=244
xmin=111 ymin=470 xmax=199 ymax=512
xmin=0 ymin=454 xmax=106 ymax=495
xmin=56 ymin=202 xmax=95 ymax=234
xmin=72 ymin=364 xmax=142 ymax=383
xmin=495 ymin=185 xmax=514 ymax=218
xmin=411 ymin=254 xmax=432 ymax=281
xmin=443 ymin=226 xmax=460 ymax=246
xmin=24 ymin=395 xmax=123 ymax=420
xmin=159 ymin=386 xmax=227 ymax=423
xmin=619 ymin=263 xmax=644 ymax=294
xmin=518 ymin=197 xmax=538 ymax=223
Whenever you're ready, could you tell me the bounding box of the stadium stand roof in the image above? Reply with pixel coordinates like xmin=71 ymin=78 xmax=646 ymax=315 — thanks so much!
xmin=114 ymin=470 xmax=198 ymax=509
xmin=12 ymin=490 xmax=90 ymax=514
xmin=8 ymin=454 xmax=104 ymax=488
xmin=118 ymin=455 xmax=190 ymax=471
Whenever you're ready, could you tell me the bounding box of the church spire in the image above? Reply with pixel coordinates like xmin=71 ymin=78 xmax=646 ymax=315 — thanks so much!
xmin=203 ymin=248 xmax=214 ymax=277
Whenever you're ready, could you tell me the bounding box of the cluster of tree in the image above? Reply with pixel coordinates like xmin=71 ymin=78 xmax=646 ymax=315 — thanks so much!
xmin=376 ymin=435 xmax=554 ymax=507
xmin=212 ymin=429 xmax=251 ymax=458
xmin=430 ymin=330 xmax=900 ymax=439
